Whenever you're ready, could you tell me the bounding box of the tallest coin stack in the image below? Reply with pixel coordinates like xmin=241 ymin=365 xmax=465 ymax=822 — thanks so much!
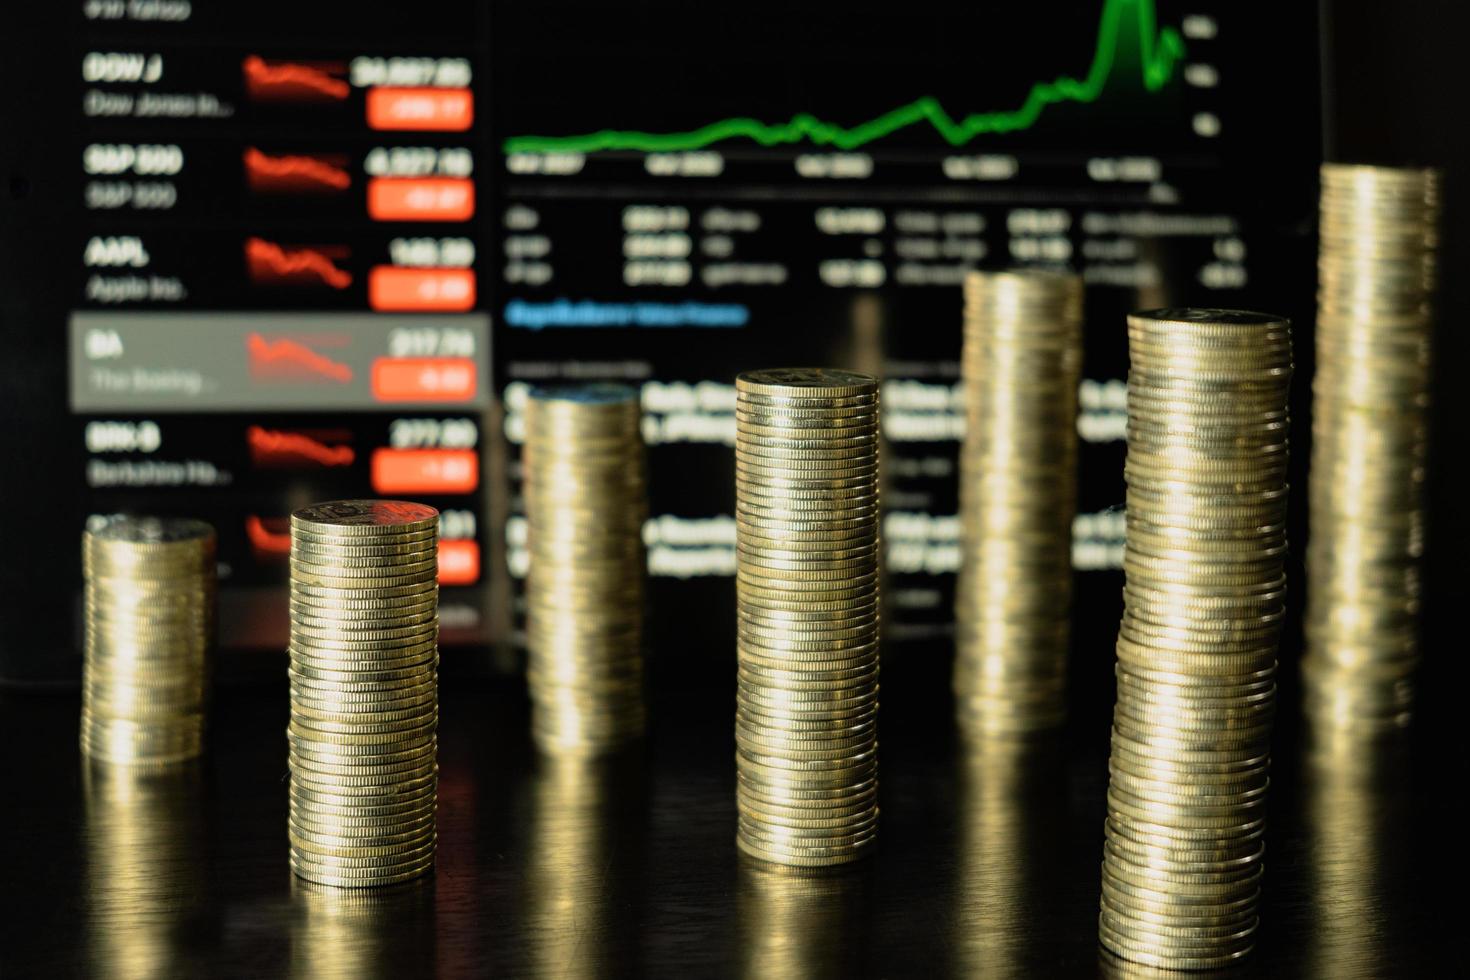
xmin=1098 ymin=309 xmax=1292 ymax=970
xmin=734 ymin=368 xmax=881 ymax=868
xmin=288 ymin=500 xmax=440 ymax=888
xmin=81 ymin=516 xmax=216 ymax=766
xmin=1304 ymin=164 xmax=1441 ymax=734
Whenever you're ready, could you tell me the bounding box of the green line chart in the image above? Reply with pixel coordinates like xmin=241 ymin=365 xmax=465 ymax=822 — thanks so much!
xmin=501 ymin=0 xmax=1187 ymax=155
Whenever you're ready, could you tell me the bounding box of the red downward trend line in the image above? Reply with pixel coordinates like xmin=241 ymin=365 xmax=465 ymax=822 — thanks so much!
xmin=245 ymin=237 xmax=352 ymax=289
xmin=242 ymin=55 xmax=349 ymax=101
xmin=246 ymin=425 xmax=355 ymax=466
xmin=245 ymin=515 xmax=291 ymax=557
xmin=246 ymin=333 xmax=354 ymax=383
xmin=243 ymin=147 xmax=351 ymax=192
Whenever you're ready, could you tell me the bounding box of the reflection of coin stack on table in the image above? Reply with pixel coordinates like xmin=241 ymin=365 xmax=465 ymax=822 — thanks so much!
xmin=1305 ymin=164 xmax=1442 ymax=734
xmin=1098 ymin=309 xmax=1293 ymax=970
xmin=291 ymin=878 xmax=436 ymax=977
xmin=953 ymin=270 xmax=1083 ymax=735
xmin=288 ymin=500 xmax=440 ymax=888
xmin=524 ymin=753 xmax=643 ymax=977
xmin=1300 ymin=730 xmax=1410 ymax=980
xmin=81 ymin=517 xmax=216 ymax=766
xmin=738 ymin=860 xmax=870 ymax=978
xmin=734 ymin=368 xmax=881 ymax=868
xmin=83 ymin=762 xmax=205 ymax=978
xmin=523 ymin=385 xmax=648 ymax=756
xmin=953 ymin=735 xmax=1066 ymax=977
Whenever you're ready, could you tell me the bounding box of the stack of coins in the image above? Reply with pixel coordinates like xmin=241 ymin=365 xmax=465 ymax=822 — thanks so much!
xmin=288 ymin=500 xmax=440 ymax=888
xmin=954 ymin=270 xmax=1084 ymax=735
xmin=734 ymin=368 xmax=881 ymax=868
xmin=1099 ymin=309 xmax=1293 ymax=970
xmin=524 ymin=385 xmax=648 ymax=755
xmin=81 ymin=517 xmax=216 ymax=766
xmin=1304 ymin=164 xmax=1441 ymax=734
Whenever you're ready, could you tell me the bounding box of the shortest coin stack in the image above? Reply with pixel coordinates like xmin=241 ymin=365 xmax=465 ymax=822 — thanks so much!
xmin=524 ymin=385 xmax=648 ymax=755
xmin=734 ymin=368 xmax=881 ymax=868
xmin=288 ymin=500 xmax=440 ymax=888
xmin=81 ymin=516 xmax=216 ymax=765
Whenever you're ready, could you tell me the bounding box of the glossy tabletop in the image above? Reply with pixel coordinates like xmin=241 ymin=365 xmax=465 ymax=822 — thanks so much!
xmin=0 ymin=658 xmax=1461 ymax=979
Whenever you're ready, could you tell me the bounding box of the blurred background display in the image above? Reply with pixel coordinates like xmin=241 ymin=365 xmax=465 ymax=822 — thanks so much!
xmin=0 ymin=1 xmax=1322 ymax=681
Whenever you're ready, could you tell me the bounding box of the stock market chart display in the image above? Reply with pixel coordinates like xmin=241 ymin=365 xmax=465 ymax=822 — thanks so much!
xmin=0 ymin=0 xmax=1320 ymax=681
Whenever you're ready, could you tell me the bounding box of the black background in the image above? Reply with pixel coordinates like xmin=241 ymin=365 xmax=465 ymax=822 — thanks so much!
xmin=0 ymin=0 xmax=1326 ymax=685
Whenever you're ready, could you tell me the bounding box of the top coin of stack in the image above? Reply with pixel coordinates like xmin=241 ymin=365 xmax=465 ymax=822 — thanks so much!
xmin=288 ymin=499 xmax=440 ymax=888
xmin=954 ymin=269 xmax=1084 ymax=735
xmin=734 ymin=368 xmax=881 ymax=868
xmin=523 ymin=384 xmax=648 ymax=756
xmin=81 ymin=516 xmax=216 ymax=766
xmin=1305 ymin=163 xmax=1441 ymax=734
xmin=1098 ymin=309 xmax=1293 ymax=971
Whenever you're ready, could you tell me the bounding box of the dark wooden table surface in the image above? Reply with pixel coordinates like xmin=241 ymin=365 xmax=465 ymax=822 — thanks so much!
xmin=0 ymin=655 xmax=1461 ymax=979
